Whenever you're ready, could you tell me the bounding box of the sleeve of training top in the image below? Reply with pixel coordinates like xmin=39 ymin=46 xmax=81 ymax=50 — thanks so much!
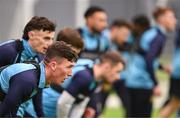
xmin=145 ymin=37 xmax=163 ymax=86
xmin=68 ymin=97 xmax=90 ymax=118
xmin=0 ymin=70 xmax=37 ymax=116
xmin=66 ymin=71 xmax=92 ymax=98
xmin=32 ymin=89 xmax=44 ymax=117
xmin=57 ymin=91 xmax=75 ymax=118
xmin=175 ymin=26 xmax=180 ymax=47
xmin=0 ymin=42 xmax=17 ymax=67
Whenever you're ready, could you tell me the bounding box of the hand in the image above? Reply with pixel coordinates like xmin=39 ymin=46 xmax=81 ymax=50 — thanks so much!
xmin=153 ymin=85 xmax=162 ymax=96
xmin=83 ymin=107 xmax=95 ymax=118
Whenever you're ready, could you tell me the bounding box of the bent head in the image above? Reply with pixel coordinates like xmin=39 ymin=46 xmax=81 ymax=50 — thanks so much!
xmin=56 ymin=27 xmax=84 ymax=54
xmin=44 ymin=41 xmax=78 ymax=85
xmin=98 ymin=51 xmax=125 ymax=84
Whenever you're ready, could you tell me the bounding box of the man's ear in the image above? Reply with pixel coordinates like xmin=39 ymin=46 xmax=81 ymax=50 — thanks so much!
xmin=28 ymin=31 xmax=34 ymax=39
xmin=49 ymin=61 xmax=57 ymax=71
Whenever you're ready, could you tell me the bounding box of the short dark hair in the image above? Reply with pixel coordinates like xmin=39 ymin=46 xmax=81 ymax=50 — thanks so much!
xmin=56 ymin=28 xmax=84 ymax=52
xmin=23 ymin=16 xmax=56 ymax=40
xmin=99 ymin=51 xmax=125 ymax=68
xmin=132 ymin=15 xmax=150 ymax=28
xmin=132 ymin=15 xmax=150 ymax=37
xmin=84 ymin=6 xmax=106 ymax=18
xmin=153 ymin=7 xmax=173 ymax=20
xmin=44 ymin=41 xmax=78 ymax=63
xmin=110 ymin=19 xmax=131 ymax=29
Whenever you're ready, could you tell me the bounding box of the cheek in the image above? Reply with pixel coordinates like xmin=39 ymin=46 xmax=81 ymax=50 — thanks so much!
xmin=57 ymin=68 xmax=67 ymax=77
xmin=54 ymin=69 xmax=67 ymax=83
xmin=99 ymin=21 xmax=106 ymax=29
xmin=33 ymin=38 xmax=43 ymax=49
xmin=38 ymin=39 xmax=46 ymax=46
xmin=48 ymin=40 xmax=53 ymax=46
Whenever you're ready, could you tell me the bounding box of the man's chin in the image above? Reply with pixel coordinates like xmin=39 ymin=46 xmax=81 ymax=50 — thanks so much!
xmin=60 ymin=78 xmax=66 ymax=84
xmin=40 ymin=51 xmax=46 ymax=55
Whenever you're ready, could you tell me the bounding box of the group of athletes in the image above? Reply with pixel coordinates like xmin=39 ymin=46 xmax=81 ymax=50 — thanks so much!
xmin=0 ymin=4 xmax=180 ymax=118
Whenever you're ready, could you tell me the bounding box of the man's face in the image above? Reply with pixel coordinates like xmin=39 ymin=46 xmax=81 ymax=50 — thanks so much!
xmin=102 ymin=62 xmax=124 ymax=84
xmin=113 ymin=26 xmax=130 ymax=44
xmin=89 ymin=11 xmax=108 ymax=33
xmin=161 ymin=11 xmax=177 ymax=31
xmin=28 ymin=30 xmax=55 ymax=54
xmin=51 ymin=58 xmax=75 ymax=85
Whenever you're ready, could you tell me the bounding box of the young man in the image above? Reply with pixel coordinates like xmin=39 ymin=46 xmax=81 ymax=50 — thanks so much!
xmin=78 ymin=6 xmax=110 ymax=60
xmin=25 ymin=28 xmax=84 ymax=118
xmin=160 ymin=25 xmax=180 ymax=118
xmin=160 ymin=1 xmax=180 ymax=117
xmin=57 ymin=51 xmax=125 ymax=118
xmin=0 ymin=41 xmax=78 ymax=117
xmin=0 ymin=16 xmax=56 ymax=117
xmin=0 ymin=16 xmax=55 ymax=65
xmin=125 ymin=7 xmax=177 ymax=117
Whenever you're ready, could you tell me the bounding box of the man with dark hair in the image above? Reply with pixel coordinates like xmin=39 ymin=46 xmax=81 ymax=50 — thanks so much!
xmin=0 ymin=41 xmax=77 ymax=117
xmin=24 ymin=28 xmax=85 ymax=118
xmin=57 ymin=51 xmax=125 ymax=118
xmin=22 ymin=16 xmax=56 ymax=42
xmin=0 ymin=16 xmax=56 ymax=66
xmin=78 ymin=6 xmax=109 ymax=60
xmin=125 ymin=7 xmax=177 ymax=117
xmin=0 ymin=16 xmax=56 ymax=117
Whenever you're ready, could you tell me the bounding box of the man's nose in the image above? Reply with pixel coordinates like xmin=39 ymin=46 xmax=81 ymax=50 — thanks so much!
xmin=68 ymin=69 xmax=73 ymax=77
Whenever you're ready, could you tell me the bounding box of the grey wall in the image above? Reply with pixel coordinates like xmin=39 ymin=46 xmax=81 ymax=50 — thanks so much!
xmin=34 ymin=0 xmax=76 ymax=30
xmin=90 ymin=0 xmax=157 ymax=22
xmin=0 ymin=0 xmax=20 ymax=42
xmin=0 ymin=0 xmax=176 ymax=60
xmin=0 ymin=0 xmax=158 ymax=41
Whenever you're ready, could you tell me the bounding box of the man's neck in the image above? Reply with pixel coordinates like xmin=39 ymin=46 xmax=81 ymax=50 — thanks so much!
xmin=93 ymin=64 xmax=102 ymax=82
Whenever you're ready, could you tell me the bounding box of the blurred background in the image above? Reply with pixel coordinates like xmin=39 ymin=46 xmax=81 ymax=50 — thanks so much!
xmin=0 ymin=0 xmax=179 ymax=117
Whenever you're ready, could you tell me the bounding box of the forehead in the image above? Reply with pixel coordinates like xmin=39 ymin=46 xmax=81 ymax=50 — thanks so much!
xmin=34 ymin=30 xmax=55 ymax=36
xmin=117 ymin=26 xmax=130 ymax=31
xmin=92 ymin=11 xmax=107 ymax=18
xmin=111 ymin=62 xmax=124 ymax=70
xmin=58 ymin=58 xmax=75 ymax=66
xmin=163 ymin=10 xmax=174 ymax=17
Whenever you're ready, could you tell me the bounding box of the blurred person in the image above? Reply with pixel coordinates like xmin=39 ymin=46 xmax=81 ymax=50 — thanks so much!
xmin=0 ymin=16 xmax=56 ymax=117
xmin=131 ymin=15 xmax=151 ymax=51
xmin=57 ymin=51 xmax=125 ymax=118
xmin=0 ymin=41 xmax=78 ymax=117
xmin=125 ymin=7 xmax=177 ymax=117
xmin=86 ymin=19 xmax=131 ymax=118
xmin=161 ymin=1 xmax=180 ymax=117
xmin=78 ymin=6 xmax=110 ymax=60
xmin=160 ymin=25 xmax=180 ymax=118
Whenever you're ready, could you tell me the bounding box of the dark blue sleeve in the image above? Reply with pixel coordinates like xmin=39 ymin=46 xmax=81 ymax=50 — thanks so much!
xmin=0 ymin=70 xmax=38 ymax=116
xmin=0 ymin=41 xmax=18 ymax=67
xmin=175 ymin=26 xmax=180 ymax=47
xmin=32 ymin=89 xmax=44 ymax=117
xmin=145 ymin=36 xmax=164 ymax=86
xmin=66 ymin=70 xmax=92 ymax=98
